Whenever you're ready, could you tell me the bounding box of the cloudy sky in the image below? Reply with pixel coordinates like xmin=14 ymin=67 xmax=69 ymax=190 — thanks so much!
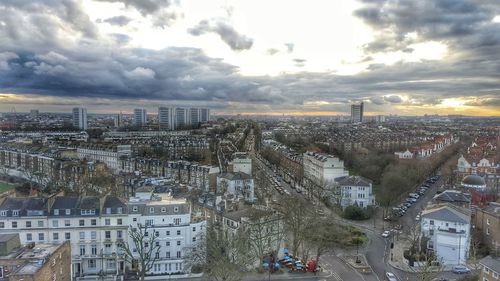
xmin=0 ymin=0 xmax=499 ymax=116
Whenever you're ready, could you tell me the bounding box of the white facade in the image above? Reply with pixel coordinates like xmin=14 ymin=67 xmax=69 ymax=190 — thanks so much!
xmin=72 ymin=107 xmax=88 ymax=130
xmin=303 ymin=151 xmax=348 ymax=187
xmin=231 ymin=152 xmax=252 ymax=175
xmin=134 ymin=108 xmax=147 ymax=126
xmin=77 ymin=145 xmax=131 ymax=171
xmin=127 ymin=192 xmax=206 ymax=275
xmin=336 ymin=176 xmax=375 ymax=209
xmin=421 ymin=205 xmax=471 ymax=265
xmin=394 ymin=149 xmax=414 ymax=159
xmin=217 ymin=172 xmax=255 ymax=202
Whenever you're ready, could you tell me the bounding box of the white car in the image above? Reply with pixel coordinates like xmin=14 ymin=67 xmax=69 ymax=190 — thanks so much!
xmin=382 ymin=231 xmax=391 ymax=238
xmin=415 ymin=214 xmax=421 ymax=221
xmin=386 ymin=272 xmax=398 ymax=281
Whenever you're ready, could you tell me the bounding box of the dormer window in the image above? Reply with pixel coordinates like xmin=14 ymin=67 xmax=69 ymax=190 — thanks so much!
xmin=81 ymin=209 xmax=96 ymax=215
xmin=65 ymin=209 xmax=71 ymax=215
xmin=54 ymin=209 xmax=59 ymax=215
xmin=106 ymin=208 xmax=111 ymax=214
xmin=133 ymin=206 xmax=138 ymax=212
xmin=1 ymin=210 xmax=8 ymax=216
xmin=161 ymin=207 xmax=166 ymax=213
xmin=149 ymin=207 xmax=154 ymax=214
xmin=174 ymin=207 xmax=179 ymax=213
xmin=12 ymin=210 xmax=19 ymax=216
xmin=117 ymin=207 xmax=123 ymax=214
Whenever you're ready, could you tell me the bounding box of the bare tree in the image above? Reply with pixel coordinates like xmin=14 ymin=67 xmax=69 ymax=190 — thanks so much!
xmin=276 ymin=196 xmax=313 ymax=257
xmin=120 ymin=224 xmax=161 ymax=281
xmin=185 ymin=225 xmax=253 ymax=281
xmin=305 ymin=217 xmax=348 ymax=267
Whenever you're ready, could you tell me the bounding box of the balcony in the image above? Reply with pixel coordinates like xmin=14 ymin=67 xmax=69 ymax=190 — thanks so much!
xmin=437 ymin=227 xmax=466 ymax=234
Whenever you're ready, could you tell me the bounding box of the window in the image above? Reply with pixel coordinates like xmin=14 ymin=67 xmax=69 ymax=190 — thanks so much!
xmin=64 ymin=220 xmax=70 ymax=227
xmin=149 ymin=207 xmax=154 ymax=213
xmin=79 ymin=220 xmax=85 ymax=226
xmin=117 ymin=218 xmax=122 ymax=225
xmin=54 ymin=209 xmax=59 ymax=215
xmin=487 ymin=228 xmax=490 ymax=235
xmin=88 ymin=259 xmax=96 ymax=268
xmin=38 ymin=233 xmax=44 ymax=241
xmin=166 ymin=230 xmax=170 ymax=236
xmin=12 ymin=221 xmax=17 ymax=228
xmin=65 ymin=209 xmax=71 ymax=215
xmin=145 ymin=219 xmax=153 ymax=226
xmin=91 ymin=245 xmax=97 ymax=255
xmin=161 ymin=207 xmax=166 ymax=212
xmin=174 ymin=218 xmax=181 ymax=225
xmin=174 ymin=207 xmax=179 ymax=213
xmin=166 ymin=241 xmax=170 ymax=246
xmin=80 ymin=245 xmax=86 ymax=256
xmin=38 ymin=221 xmax=43 ymax=227
xmin=105 ymin=219 xmax=111 ymax=226
xmin=0 ymin=222 xmax=4 ymax=228
xmin=487 ymin=218 xmax=490 ymax=225
xmin=177 ymin=230 xmax=181 ymax=235
xmin=144 ymin=231 xmax=149 ymax=237
xmin=91 ymin=231 xmax=96 ymax=240
xmin=26 ymin=221 xmax=32 ymax=228
xmin=65 ymin=232 xmax=71 ymax=240
xmin=117 ymin=230 xmax=123 ymax=239
xmin=117 ymin=207 xmax=122 ymax=214
xmin=105 ymin=243 xmax=112 ymax=254
xmin=166 ymin=252 xmax=170 ymax=258
xmin=26 ymin=233 xmax=32 ymax=241
xmin=192 ymin=237 xmax=196 ymax=242
xmin=429 ymin=229 xmax=434 ymax=236
xmin=80 ymin=209 xmax=95 ymax=215
xmin=133 ymin=218 xmax=137 ymax=222
xmin=79 ymin=232 xmax=85 ymax=240
xmin=106 ymin=208 xmax=111 ymax=214
xmin=105 ymin=231 xmax=111 ymax=239
xmin=12 ymin=210 xmax=19 ymax=216
xmin=192 ymin=227 xmax=196 ymax=232
xmin=0 ymin=210 xmax=6 ymax=216
xmin=177 ymin=241 xmax=181 ymax=246
xmin=52 ymin=220 xmax=58 ymax=227
xmin=144 ymin=242 xmax=149 ymax=248
xmin=176 ymin=251 xmax=181 ymax=258
xmin=91 ymin=219 xmax=96 ymax=226
xmin=132 ymin=206 xmax=138 ymax=212
xmin=430 ymin=220 xmax=434 ymax=225
xmin=53 ymin=233 xmax=59 ymax=240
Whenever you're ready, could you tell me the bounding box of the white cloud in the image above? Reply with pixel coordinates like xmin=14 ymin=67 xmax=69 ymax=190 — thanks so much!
xmin=125 ymin=67 xmax=155 ymax=79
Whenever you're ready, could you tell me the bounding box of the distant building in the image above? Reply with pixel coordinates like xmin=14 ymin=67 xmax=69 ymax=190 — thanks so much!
xmin=421 ymin=204 xmax=471 ymax=265
xmin=432 ymin=190 xmax=471 ymax=208
xmin=133 ymin=108 xmax=147 ymax=126
xmin=114 ymin=113 xmax=122 ymax=127
xmin=174 ymin=108 xmax=189 ymax=129
xmin=0 ymin=234 xmax=71 ymax=281
xmin=72 ymin=107 xmax=87 ymax=130
xmin=189 ymin=108 xmax=200 ymax=125
xmin=461 ymin=174 xmax=487 ymax=191
xmin=394 ymin=149 xmax=414 ymax=159
xmin=303 ymin=151 xmax=348 ymax=187
xmin=335 ymin=176 xmax=375 ymax=209
xmin=29 ymin=109 xmax=39 ymax=119
xmin=230 ymin=152 xmax=252 ymax=175
xmin=479 ymin=255 xmax=500 ymax=281
xmin=158 ymin=107 xmax=174 ymax=130
xmin=200 ymin=108 xmax=210 ymax=122
xmin=350 ymin=102 xmax=364 ymax=123
xmin=376 ymin=115 xmax=386 ymax=122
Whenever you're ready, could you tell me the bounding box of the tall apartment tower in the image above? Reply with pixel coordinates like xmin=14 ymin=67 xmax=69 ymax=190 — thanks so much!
xmin=114 ymin=112 xmax=122 ymax=127
xmin=158 ymin=107 xmax=174 ymax=130
xmin=351 ymin=102 xmax=364 ymax=123
xmin=189 ymin=108 xmax=200 ymax=125
xmin=72 ymin=107 xmax=88 ymax=130
xmin=200 ymin=108 xmax=210 ymax=122
xmin=133 ymin=108 xmax=147 ymax=126
xmin=174 ymin=107 xmax=189 ymax=129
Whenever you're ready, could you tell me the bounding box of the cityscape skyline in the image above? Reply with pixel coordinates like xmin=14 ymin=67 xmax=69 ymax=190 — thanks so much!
xmin=0 ymin=1 xmax=499 ymax=116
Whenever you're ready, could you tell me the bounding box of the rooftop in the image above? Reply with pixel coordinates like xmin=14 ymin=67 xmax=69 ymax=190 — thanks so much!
xmin=422 ymin=204 xmax=471 ymax=224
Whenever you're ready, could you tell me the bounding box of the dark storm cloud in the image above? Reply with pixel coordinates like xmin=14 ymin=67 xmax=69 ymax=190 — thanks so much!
xmin=103 ymin=15 xmax=132 ymax=26
xmin=95 ymin=0 xmax=171 ymax=15
xmin=354 ymin=0 xmax=500 ymax=55
xmin=0 ymin=0 xmax=499 ymax=114
xmin=188 ymin=20 xmax=253 ymax=51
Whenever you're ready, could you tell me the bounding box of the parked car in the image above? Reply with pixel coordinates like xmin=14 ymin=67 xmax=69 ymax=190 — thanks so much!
xmin=452 ymin=265 xmax=471 ymax=274
xmin=385 ymin=272 xmax=398 ymax=281
xmin=403 ymin=202 xmax=412 ymax=208
xmin=409 ymin=193 xmax=420 ymax=199
xmin=415 ymin=214 xmax=421 ymax=221
xmin=406 ymin=197 xmax=417 ymax=203
xmin=382 ymin=231 xmax=391 ymax=238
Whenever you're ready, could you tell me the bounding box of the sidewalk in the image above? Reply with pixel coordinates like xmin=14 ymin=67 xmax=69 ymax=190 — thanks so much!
xmin=242 ymin=270 xmax=330 ymax=280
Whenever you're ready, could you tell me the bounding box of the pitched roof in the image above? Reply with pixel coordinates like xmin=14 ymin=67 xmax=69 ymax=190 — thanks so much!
xmin=335 ymin=176 xmax=372 ymax=187
xmin=421 ymin=205 xmax=471 ymax=224
xmin=480 ymin=256 xmax=500 ymax=274
xmin=434 ymin=190 xmax=471 ymax=203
